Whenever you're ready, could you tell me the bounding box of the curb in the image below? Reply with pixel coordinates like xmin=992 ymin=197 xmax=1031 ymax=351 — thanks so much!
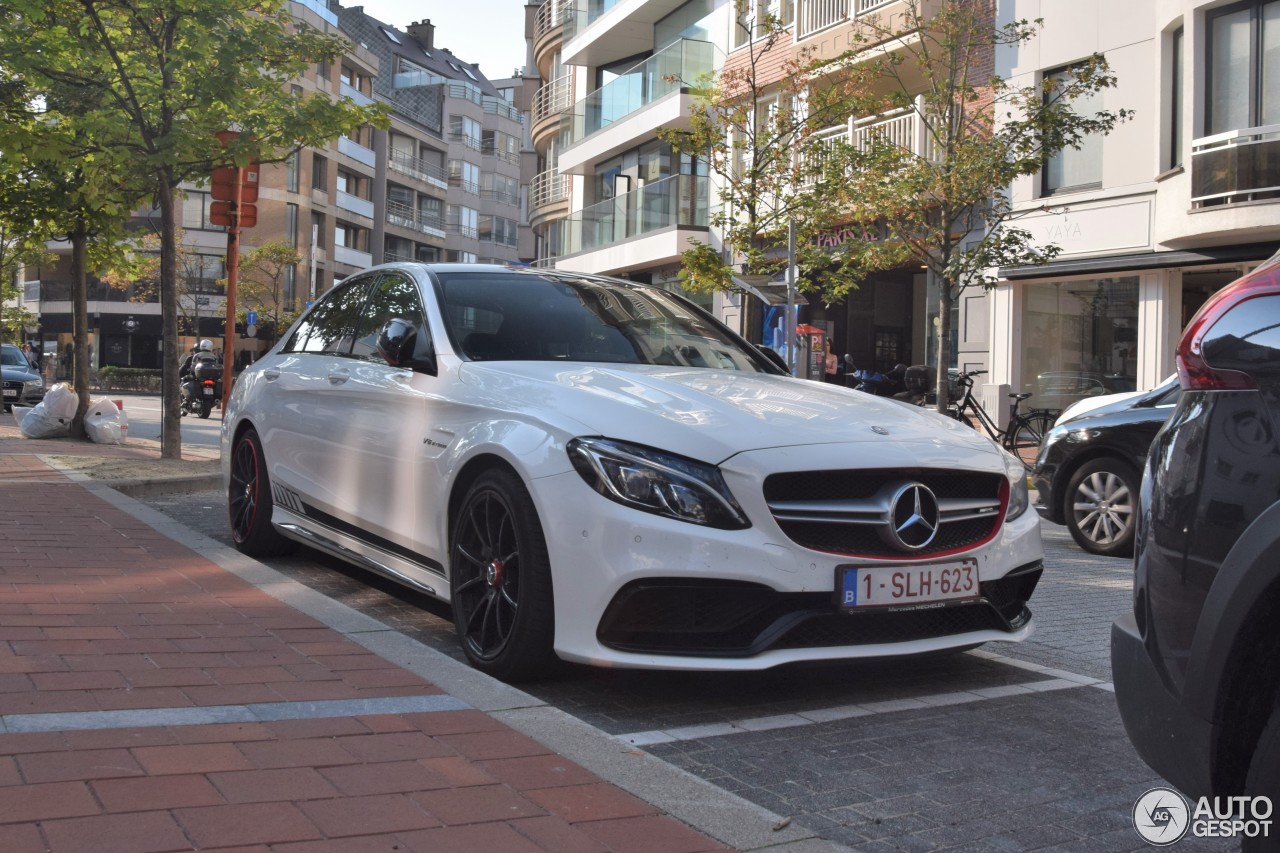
xmin=109 ymin=473 xmax=223 ymax=498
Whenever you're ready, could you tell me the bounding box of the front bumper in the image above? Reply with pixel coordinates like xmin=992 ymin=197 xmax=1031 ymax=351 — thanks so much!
xmin=532 ymin=454 xmax=1045 ymax=671
xmin=1112 ymin=613 xmax=1216 ymax=799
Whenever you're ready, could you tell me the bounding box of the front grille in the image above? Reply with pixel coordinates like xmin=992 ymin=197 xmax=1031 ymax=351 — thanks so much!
xmin=597 ymin=565 xmax=1042 ymax=657
xmin=764 ymin=469 xmax=1006 ymax=558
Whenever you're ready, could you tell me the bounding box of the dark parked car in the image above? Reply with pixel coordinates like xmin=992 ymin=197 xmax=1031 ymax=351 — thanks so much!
xmin=1113 ymin=250 xmax=1280 ymax=830
xmin=1033 ymin=370 xmax=1136 ymax=412
xmin=0 ymin=343 xmax=45 ymax=411
xmin=1031 ymin=375 xmax=1181 ymax=557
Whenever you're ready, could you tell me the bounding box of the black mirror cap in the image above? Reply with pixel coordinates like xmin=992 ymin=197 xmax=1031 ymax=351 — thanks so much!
xmin=756 ymin=345 xmax=789 ymax=374
xmin=377 ymin=318 xmax=437 ymax=374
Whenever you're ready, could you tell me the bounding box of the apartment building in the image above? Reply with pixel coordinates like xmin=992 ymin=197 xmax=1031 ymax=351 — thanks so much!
xmin=24 ymin=0 xmax=531 ymax=376
xmin=990 ymin=0 xmax=1280 ymax=413
xmin=529 ymin=0 xmax=719 ymax=292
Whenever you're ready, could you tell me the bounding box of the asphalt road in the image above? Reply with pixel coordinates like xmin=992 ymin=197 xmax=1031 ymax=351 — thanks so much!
xmin=138 ymin=487 xmax=1234 ymax=853
xmin=111 ymin=393 xmax=222 ymax=451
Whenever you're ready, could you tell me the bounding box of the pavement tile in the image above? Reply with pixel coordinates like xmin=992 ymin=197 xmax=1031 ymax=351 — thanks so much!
xmin=417 ymin=755 xmax=498 ymax=788
xmin=125 ymin=667 xmax=215 ymax=688
xmin=169 ymin=722 xmax=274 ymax=745
xmin=435 ymin=729 xmax=553 ymax=762
xmin=92 ymin=685 xmax=194 ymax=711
xmin=397 ymin=821 xmax=549 ymax=853
xmin=524 ymin=781 xmax=658 ymax=823
xmin=333 ymin=732 xmax=456 ymax=763
xmin=182 ymin=683 xmax=286 ymax=706
xmin=41 ymin=809 xmax=190 ymax=853
xmin=319 ymin=760 xmax=453 ymax=796
xmin=410 ymin=783 xmax=545 ymax=825
xmin=0 ymin=757 xmax=20 ymax=786
xmin=297 ymin=793 xmax=442 ymax=836
xmin=475 ymin=753 xmax=601 ymax=791
xmin=209 ymin=767 xmax=342 ymax=804
xmin=0 ymin=690 xmax=99 ymax=715
xmin=236 ymin=737 xmax=361 ymax=770
xmin=29 ymin=670 xmax=127 ymax=691
xmin=92 ymin=773 xmax=225 ymax=812
xmin=174 ymin=801 xmax=324 ymax=848
xmin=262 ymin=717 xmax=372 ymax=740
xmin=508 ymin=814 xmax=611 ymax=853
xmin=574 ymin=814 xmax=733 ymax=853
xmin=267 ymin=681 xmax=363 ymax=702
xmin=0 ymin=822 xmax=47 ymax=853
xmin=17 ymin=747 xmax=145 ymax=783
xmin=354 ymin=714 xmax=417 ymax=733
xmin=0 ymin=780 xmax=100 ymax=823
xmin=132 ymin=742 xmax=256 ymax=775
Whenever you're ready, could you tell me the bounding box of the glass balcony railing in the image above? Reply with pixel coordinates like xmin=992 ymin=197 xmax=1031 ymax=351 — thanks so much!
xmin=562 ymin=0 xmax=623 ymax=42
xmin=1191 ymin=124 xmax=1280 ymax=208
xmin=560 ymin=39 xmax=719 ymax=148
xmin=557 ymin=173 xmax=708 ymax=257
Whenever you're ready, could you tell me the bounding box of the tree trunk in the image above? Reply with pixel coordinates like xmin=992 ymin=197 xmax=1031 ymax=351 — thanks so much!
xmin=935 ymin=278 xmax=953 ymax=414
xmin=158 ymin=176 xmax=182 ymax=459
xmin=69 ymin=223 xmax=91 ymax=440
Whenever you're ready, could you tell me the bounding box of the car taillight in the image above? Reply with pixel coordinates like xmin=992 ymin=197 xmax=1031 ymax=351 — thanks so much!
xmin=1176 ymin=261 xmax=1280 ymax=391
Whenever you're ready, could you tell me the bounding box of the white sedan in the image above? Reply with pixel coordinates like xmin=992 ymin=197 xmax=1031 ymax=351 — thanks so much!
xmin=223 ymin=264 xmax=1043 ymax=681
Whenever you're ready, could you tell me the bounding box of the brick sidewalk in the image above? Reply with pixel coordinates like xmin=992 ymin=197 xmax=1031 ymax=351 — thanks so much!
xmin=0 ymin=457 xmax=731 ymax=852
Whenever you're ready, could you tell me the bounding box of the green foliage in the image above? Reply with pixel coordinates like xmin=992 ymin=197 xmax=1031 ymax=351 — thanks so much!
xmin=234 ymin=240 xmax=304 ymax=343
xmin=98 ymin=366 xmax=162 ymax=392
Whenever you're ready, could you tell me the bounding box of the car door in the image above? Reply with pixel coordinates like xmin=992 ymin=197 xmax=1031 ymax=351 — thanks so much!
xmin=260 ymin=274 xmax=378 ymax=519
xmin=331 ymin=270 xmax=445 ymax=573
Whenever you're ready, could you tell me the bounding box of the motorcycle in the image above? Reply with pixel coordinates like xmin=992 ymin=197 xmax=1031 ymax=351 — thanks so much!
xmin=180 ymin=360 xmax=223 ymax=419
xmin=851 ymin=363 xmax=908 ymax=397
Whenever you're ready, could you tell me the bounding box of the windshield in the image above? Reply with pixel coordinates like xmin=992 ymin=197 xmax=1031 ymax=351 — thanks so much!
xmin=0 ymin=346 xmax=28 ymax=368
xmin=438 ymin=271 xmax=770 ymax=372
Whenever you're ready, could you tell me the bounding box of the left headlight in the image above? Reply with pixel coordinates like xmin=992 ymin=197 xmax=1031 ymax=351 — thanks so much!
xmin=568 ymin=437 xmax=750 ymax=530
xmin=1002 ymin=448 xmax=1029 ymax=521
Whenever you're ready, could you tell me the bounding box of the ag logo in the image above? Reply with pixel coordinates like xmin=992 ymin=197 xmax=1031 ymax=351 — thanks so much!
xmin=1133 ymin=787 xmax=1190 ymax=845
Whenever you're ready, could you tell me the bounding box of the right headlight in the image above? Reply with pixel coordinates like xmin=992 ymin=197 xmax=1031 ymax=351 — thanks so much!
xmin=567 ymin=437 xmax=750 ymax=530
xmin=1001 ymin=448 xmax=1030 ymax=521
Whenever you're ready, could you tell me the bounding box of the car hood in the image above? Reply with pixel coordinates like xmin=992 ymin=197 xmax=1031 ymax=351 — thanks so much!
xmin=459 ymin=362 xmax=999 ymax=464
xmin=1054 ymin=390 xmax=1145 ymax=425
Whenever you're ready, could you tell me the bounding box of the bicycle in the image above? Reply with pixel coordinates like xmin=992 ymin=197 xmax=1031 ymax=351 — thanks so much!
xmin=947 ymin=370 xmax=1057 ymax=469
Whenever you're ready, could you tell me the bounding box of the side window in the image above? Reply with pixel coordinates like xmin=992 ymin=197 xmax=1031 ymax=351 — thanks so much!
xmin=282 ymin=276 xmax=377 ymax=355
xmin=352 ymin=273 xmax=429 ymax=362
xmin=1203 ymin=294 xmax=1280 ymax=380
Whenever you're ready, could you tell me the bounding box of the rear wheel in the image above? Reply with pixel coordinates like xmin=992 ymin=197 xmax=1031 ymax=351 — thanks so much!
xmin=1064 ymin=457 xmax=1139 ymax=557
xmin=228 ymin=428 xmax=296 ymax=557
xmin=1006 ymin=411 xmax=1055 ymax=468
xmin=1243 ymin=703 xmax=1280 ymax=851
xmin=199 ymin=400 xmax=213 ymax=418
xmin=450 ymin=469 xmax=557 ymax=682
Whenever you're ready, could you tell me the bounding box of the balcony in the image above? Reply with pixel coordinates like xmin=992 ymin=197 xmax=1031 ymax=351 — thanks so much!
xmin=339 ymin=82 xmax=374 ymax=108
xmin=1191 ymin=124 xmax=1280 ymax=208
xmin=385 ymin=202 xmax=447 ymax=239
xmin=561 ymin=0 xmax=694 ymax=68
xmin=530 ymin=169 xmax=571 ymax=228
xmin=557 ymin=173 xmax=708 ymax=258
xmin=558 ymin=38 xmax=718 ymax=173
xmin=337 ymin=135 xmax=376 ymax=168
xmin=797 ymin=0 xmax=895 ymax=39
xmin=336 ymin=190 xmax=374 ymax=219
xmin=387 ymin=149 xmax=449 ymax=189
xmin=334 ymin=245 xmax=373 ymax=268
xmin=532 ymin=75 xmax=574 ymax=149
xmin=801 ymin=99 xmax=941 ymax=182
xmin=533 ymin=0 xmax=570 ymax=79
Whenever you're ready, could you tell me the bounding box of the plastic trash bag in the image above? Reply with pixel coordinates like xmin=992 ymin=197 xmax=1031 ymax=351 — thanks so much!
xmin=84 ymin=398 xmax=128 ymax=445
xmin=20 ymin=406 xmax=71 ymax=439
xmin=41 ymin=382 xmax=78 ymax=420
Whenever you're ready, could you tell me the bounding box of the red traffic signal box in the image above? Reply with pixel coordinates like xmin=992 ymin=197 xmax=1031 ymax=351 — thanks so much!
xmin=210 ymin=201 xmax=258 ymax=229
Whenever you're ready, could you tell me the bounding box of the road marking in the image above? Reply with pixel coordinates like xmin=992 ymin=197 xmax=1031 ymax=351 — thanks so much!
xmin=617 ymin=651 xmax=1111 ymax=746
xmin=0 ymin=695 xmax=470 ymax=734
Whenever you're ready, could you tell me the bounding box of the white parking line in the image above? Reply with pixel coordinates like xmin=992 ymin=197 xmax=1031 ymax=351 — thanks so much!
xmin=617 ymin=651 xmax=1110 ymax=747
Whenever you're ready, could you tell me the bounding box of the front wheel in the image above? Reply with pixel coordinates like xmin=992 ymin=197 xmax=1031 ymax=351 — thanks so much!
xmin=449 ymin=469 xmax=557 ymax=682
xmin=1243 ymin=702 xmax=1280 ymax=852
xmin=228 ymin=428 xmax=296 ymax=557
xmin=1064 ymin=457 xmax=1139 ymax=557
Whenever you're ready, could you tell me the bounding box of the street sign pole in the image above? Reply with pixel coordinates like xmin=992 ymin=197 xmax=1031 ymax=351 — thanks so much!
xmin=221 ymin=166 xmax=242 ymax=418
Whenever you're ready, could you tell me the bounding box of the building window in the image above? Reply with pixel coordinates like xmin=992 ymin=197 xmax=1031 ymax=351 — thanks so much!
xmin=181 ymin=192 xmax=224 ymax=232
xmin=449 ymin=115 xmax=482 ymax=149
xmin=1020 ymin=277 xmax=1139 ymax=412
xmin=446 ymin=204 xmax=478 ymax=239
xmin=286 ymin=150 xmax=300 ymax=193
xmin=312 ymin=154 xmax=328 ymax=190
xmin=285 ymin=203 xmax=298 ymax=248
xmin=1170 ymin=26 xmax=1184 ymax=169
xmin=316 ymin=58 xmax=330 ymax=84
xmin=311 ymin=212 xmax=326 ymax=248
xmin=284 ymin=264 xmax=297 ymax=310
xmin=448 ymin=159 xmax=480 ymax=194
xmin=1206 ymin=0 xmax=1280 ymax=135
xmin=1042 ymin=66 xmax=1104 ymax=196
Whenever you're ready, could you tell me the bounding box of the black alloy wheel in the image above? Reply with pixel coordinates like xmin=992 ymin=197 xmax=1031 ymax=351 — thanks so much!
xmin=228 ymin=428 xmax=296 ymax=557
xmin=450 ymin=469 xmax=556 ymax=682
xmin=1064 ymin=457 xmax=1139 ymax=557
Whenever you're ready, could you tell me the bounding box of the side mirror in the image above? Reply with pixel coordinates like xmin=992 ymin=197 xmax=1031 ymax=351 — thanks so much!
xmin=756 ymin=345 xmax=789 ymax=374
xmin=377 ymin=318 xmax=437 ymax=375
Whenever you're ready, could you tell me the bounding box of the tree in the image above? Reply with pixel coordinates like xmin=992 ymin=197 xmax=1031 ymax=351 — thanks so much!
xmin=808 ymin=0 xmax=1130 ymax=409
xmin=3 ymin=0 xmax=387 ymax=457
xmin=235 ymin=240 xmax=304 ymax=348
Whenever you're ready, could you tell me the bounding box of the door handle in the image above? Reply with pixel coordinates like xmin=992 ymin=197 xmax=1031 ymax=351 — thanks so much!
xmin=327 ymin=368 xmax=350 ymax=384
xmin=263 ymin=369 xmax=280 ymax=381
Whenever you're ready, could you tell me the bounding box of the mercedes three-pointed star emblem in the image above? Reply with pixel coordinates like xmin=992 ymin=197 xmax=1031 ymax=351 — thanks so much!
xmin=885 ymin=483 xmax=940 ymax=551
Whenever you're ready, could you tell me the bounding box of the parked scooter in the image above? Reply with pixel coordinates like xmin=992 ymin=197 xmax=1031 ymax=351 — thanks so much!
xmin=180 ymin=360 xmax=223 ymax=419
xmin=851 ymin=363 xmax=908 ymax=397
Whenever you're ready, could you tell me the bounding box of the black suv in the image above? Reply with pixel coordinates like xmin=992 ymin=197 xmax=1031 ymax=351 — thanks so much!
xmin=1031 ymin=376 xmax=1180 ymax=557
xmin=1113 ymin=250 xmax=1280 ymax=823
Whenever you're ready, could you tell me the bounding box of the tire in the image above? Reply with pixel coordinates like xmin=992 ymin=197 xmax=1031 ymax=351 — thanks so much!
xmin=1005 ymin=411 xmax=1055 ymax=469
xmin=1243 ymin=704 xmax=1280 ymax=852
xmin=449 ymin=468 xmax=557 ymax=682
xmin=1063 ymin=457 xmax=1139 ymax=557
xmin=199 ymin=400 xmax=213 ymax=419
xmin=228 ymin=428 xmax=296 ymax=557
